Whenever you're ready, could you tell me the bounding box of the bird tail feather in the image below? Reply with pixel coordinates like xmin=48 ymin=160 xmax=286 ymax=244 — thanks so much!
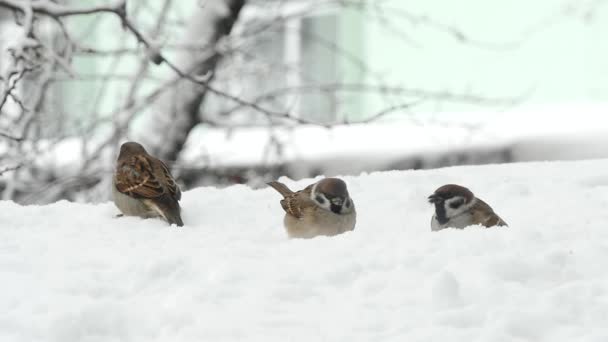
xmin=149 ymin=196 xmax=184 ymax=227
xmin=267 ymin=181 xmax=294 ymax=198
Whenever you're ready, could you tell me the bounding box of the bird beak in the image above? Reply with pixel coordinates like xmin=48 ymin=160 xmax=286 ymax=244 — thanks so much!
xmin=330 ymin=197 xmax=343 ymax=206
xmin=428 ymin=194 xmax=441 ymax=204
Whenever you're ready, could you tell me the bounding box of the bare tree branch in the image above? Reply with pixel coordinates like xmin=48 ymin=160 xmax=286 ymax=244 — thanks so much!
xmin=0 ymin=0 xmax=123 ymax=17
xmin=0 ymin=0 xmax=536 ymax=203
xmin=0 ymin=131 xmax=23 ymax=141
xmin=0 ymin=164 xmax=21 ymax=175
xmin=140 ymin=0 xmax=247 ymax=162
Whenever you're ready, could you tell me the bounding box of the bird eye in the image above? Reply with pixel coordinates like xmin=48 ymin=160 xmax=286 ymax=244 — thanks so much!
xmin=345 ymin=199 xmax=351 ymax=208
xmin=449 ymin=198 xmax=464 ymax=209
xmin=315 ymin=195 xmax=325 ymax=204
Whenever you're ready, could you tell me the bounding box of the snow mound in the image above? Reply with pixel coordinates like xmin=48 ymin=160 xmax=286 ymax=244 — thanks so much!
xmin=2 ymin=159 xmax=608 ymax=341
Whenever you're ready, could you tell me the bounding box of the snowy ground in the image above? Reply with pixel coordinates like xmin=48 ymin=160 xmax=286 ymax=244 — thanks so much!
xmin=2 ymin=159 xmax=608 ymax=341
xmin=181 ymin=103 xmax=608 ymax=178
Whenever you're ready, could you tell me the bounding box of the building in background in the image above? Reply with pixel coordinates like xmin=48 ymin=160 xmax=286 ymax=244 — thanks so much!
xmin=1 ymin=0 xmax=607 ymax=203
xmin=60 ymin=1 xmax=608 ymax=126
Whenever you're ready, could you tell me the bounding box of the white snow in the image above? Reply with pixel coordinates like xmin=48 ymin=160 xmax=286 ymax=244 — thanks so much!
xmin=181 ymin=103 xmax=608 ymax=178
xmin=2 ymin=159 xmax=608 ymax=341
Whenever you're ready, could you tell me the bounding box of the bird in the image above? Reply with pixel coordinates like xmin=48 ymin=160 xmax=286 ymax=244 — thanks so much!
xmin=428 ymin=184 xmax=507 ymax=231
xmin=267 ymin=178 xmax=356 ymax=239
xmin=112 ymin=141 xmax=184 ymax=226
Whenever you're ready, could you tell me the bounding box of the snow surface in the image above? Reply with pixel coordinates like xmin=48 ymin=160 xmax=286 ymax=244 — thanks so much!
xmin=2 ymin=159 xmax=608 ymax=341
xmin=181 ymin=103 xmax=608 ymax=178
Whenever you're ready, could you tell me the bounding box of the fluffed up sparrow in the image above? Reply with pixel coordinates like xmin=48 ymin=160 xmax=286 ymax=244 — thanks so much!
xmin=267 ymin=177 xmax=356 ymax=239
xmin=112 ymin=141 xmax=184 ymax=226
xmin=428 ymin=184 xmax=507 ymax=231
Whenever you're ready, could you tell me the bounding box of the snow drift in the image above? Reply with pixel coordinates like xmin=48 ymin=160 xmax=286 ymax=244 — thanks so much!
xmin=2 ymin=159 xmax=608 ymax=341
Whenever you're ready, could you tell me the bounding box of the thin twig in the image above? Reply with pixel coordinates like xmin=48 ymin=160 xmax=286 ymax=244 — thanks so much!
xmin=0 ymin=131 xmax=23 ymax=141
xmin=0 ymin=164 xmax=22 ymax=175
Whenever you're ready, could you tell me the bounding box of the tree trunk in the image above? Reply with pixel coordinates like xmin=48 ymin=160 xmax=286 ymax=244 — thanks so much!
xmin=138 ymin=0 xmax=246 ymax=162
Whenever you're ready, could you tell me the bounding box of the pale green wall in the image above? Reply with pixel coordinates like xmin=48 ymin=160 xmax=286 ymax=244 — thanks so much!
xmin=63 ymin=0 xmax=183 ymax=132
xmin=336 ymin=6 xmax=366 ymax=121
xmin=361 ymin=0 xmax=608 ymax=118
xmin=63 ymin=0 xmax=608 ymax=126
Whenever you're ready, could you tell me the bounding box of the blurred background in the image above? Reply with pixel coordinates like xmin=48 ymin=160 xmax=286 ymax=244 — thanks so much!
xmin=0 ymin=0 xmax=607 ymax=204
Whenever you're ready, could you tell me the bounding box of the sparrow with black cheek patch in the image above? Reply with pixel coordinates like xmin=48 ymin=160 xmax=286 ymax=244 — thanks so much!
xmin=112 ymin=141 xmax=184 ymax=226
xmin=267 ymin=177 xmax=356 ymax=239
xmin=428 ymin=184 xmax=507 ymax=231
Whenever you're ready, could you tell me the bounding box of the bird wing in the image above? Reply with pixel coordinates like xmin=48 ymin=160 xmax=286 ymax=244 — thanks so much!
xmin=115 ymin=155 xmax=166 ymax=199
xmin=157 ymin=159 xmax=181 ymax=201
xmin=279 ymin=184 xmax=316 ymax=219
xmin=472 ymin=198 xmax=508 ymax=227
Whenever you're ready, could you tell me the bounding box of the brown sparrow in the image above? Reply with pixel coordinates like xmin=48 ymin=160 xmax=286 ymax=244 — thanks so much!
xmin=267 ymin=178 xmax=356 ymax=239
xmin=112 ymin=141 xmax=184 ymax=226
xmin=428 ymin=184 xmax=507 ymax=231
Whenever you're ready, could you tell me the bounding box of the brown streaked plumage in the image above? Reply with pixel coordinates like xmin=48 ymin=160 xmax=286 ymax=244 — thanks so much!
xmin=267 ymin=178 xmax=356 ymax=239
xmin=428 ymin=184 xmax=507 ymax=231
xmin=112 ymin=141 xmax=184 ymax=226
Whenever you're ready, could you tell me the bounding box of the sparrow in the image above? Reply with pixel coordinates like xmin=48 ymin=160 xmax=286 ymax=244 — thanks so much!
xmin=112 ymin=141 xmax=184 ymax=226
xmin=428 ymin=184 xmax=507 ymax=231
xmin=267 ymin=177 xmax=356 ymax=239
